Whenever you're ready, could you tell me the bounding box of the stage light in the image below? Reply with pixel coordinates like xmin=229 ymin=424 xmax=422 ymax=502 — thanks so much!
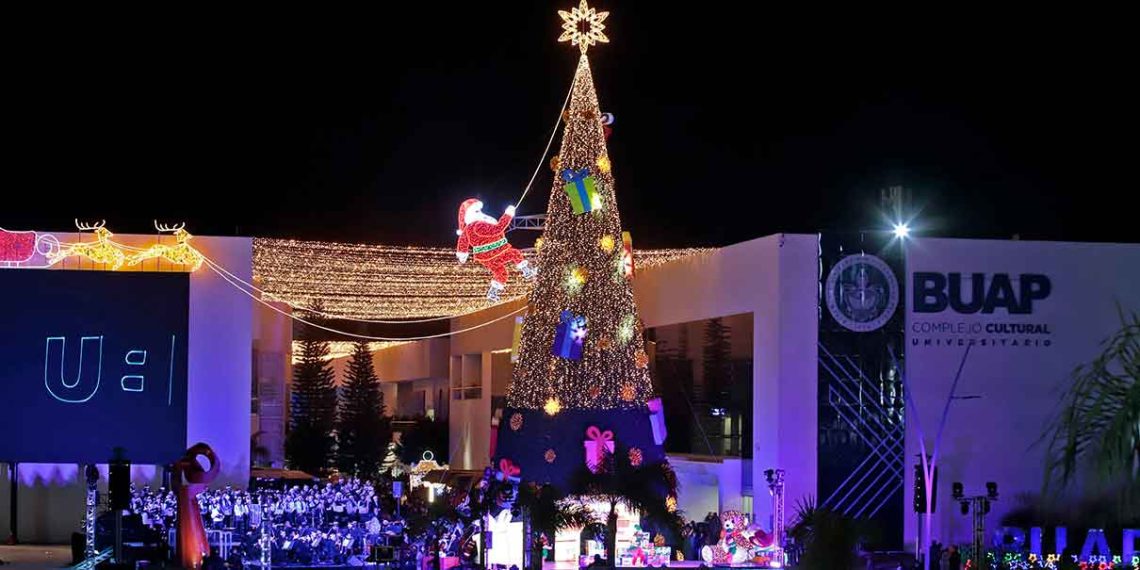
xmin=893 ymin=222 xmax=910 ymax=239
xmin=764 ymin=469 xmax=775 ymax=485
xmin=986 ymin=481 xmax=998 ymax=500
xmin=959 ymin=501 xmax=970 ymax=515
xmin=952 ymin=482 xmax=964 ymax=500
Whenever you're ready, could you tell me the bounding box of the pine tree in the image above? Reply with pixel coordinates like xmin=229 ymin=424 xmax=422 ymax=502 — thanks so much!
xmin=285 ymin=311 xmax=338 ymax=476
xmin=508 ymin=54 xmax=652 ymax=410
xmin=702 ymin=318 xmax=732 ymax=406
xmin=336 ymin=341 xmax=391 ymax=479
xmin=496 ymin=41 xmax=668 ymax=490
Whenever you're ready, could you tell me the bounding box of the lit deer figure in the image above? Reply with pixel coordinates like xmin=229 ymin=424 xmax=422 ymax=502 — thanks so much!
xmin=126 ymin=221 xmax=204 ymax=270
xmin=48 ymin=220 xmax=126 ymax=270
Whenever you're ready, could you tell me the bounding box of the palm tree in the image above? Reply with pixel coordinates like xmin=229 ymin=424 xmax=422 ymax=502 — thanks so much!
xmin=515 ymin=483 xmax=597 ymax=570
xmin=788 ymin=495 xmax=864 ymax=570
xmin=1044 ymin=309 xmax=1139 ymax=513
xmin=569 ymin=450 xmax=682 ymax=564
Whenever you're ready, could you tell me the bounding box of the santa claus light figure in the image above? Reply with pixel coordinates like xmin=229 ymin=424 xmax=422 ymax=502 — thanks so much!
xmin=456 ymin=198 xmax=538 ymax=302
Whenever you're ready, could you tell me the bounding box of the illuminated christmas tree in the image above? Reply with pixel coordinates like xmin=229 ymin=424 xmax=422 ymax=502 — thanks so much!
xmin=494 ymin=1 xmax=668 ymax=491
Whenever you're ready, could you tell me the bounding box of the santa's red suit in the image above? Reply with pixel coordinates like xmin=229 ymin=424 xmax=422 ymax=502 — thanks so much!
xmin=456 ymin=199 xmax=536 ymax=301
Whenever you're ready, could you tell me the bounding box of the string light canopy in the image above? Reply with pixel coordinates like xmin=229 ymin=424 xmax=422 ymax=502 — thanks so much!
xmin=290 ymin=341 xmax=407 ymax=365
xmin=253 ymin=238 xmax=711 ymax=320
xmin=558 ymin=0 xmax=609 ymax=54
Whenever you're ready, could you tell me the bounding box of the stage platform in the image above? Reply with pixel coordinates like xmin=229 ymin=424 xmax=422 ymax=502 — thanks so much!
xmin=543 ymin=562 xmax=711 ymax=569
xmin=0 ymin=544 xmax=72 ymax=569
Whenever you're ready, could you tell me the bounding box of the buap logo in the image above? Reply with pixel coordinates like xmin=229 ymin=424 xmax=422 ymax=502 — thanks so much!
xmin=826 ymin=254 xmax=900 ymax=332
xmin=912 ymin=273 xmax=1051 ymax=314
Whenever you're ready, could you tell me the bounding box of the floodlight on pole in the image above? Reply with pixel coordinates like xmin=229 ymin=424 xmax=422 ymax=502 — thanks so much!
xmin=893 ymin=222 xmax=911 ymax=239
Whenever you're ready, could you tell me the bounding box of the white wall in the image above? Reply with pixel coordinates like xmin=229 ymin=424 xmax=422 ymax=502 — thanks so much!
xmin=447 ymin=299 xmax=526 ymax=470
xmin=0 ymin=234 xmax=253 ymax=543
xmin=186 ymin=235 xmax=253 ymax=485
xmin=903 ymin=238 xmax=1140 ymax=547
xmin=669 ymin=455 xmax=748 ymax=520
xmin=635 ymin=234 xmax=819 ymax=527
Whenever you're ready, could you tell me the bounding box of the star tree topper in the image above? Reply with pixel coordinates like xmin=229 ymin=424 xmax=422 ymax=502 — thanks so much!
xmin=558 ymin=0 xmax=609 ymax=54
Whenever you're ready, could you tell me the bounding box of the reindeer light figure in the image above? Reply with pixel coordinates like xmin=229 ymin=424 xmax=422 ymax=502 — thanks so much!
xmin=48 ymin=220 xmax=127 ymax=270
xmin=126 ymin=221 xmax=204 ymax=271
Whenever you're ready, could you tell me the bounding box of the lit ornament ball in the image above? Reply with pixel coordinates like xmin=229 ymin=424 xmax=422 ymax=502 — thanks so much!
xmin=566 ymin=266 xmax=588 ymax=293
xmin=572 ymin=266 xmax=588 ymax=283
xmin=588 ymin=385 xmax=601 ymax=399
xmin=617 ymin=316 xmax=636 ymax=345
xmin=635 ymin=350 xmax=650 ymax=369
xmin=597 ymin=336 xmax=612 ymax=350
xmin=620 ymin=383 xmax=636 ymax=402
xmin=666 ymin=495 xmax=678 ymax=513
xmin=597 ymin=155 xmax=612 ymax=174
xmin=549 ymin=155 xmax=561 ymax=172
xmin=654 ymin=534 xmax=666 ymax=547
xmin=629 ymin=447 xmax=643 ymax=466
xmin=544 ymin=398 xmax=562 ymax=416
xmin=545 ymin=449 xmax=557 ymax=463
xmin=599 ymin=234 xmax=616 ymax=253
xmin=509 ymin=413 xmax=523 ymax=431
xmin=535 ymin=237 xmax=544 ymax=251
xmin=675 ymin=551 xmax=685 ymax=562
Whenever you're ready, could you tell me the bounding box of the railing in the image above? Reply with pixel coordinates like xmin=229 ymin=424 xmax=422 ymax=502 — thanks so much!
xmin=207 ymin=529 xmax=235 ymax=559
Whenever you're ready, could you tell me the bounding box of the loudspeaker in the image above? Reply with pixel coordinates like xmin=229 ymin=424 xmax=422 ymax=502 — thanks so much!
xmin=109 ymin=461 xmax=130 ymax=510
xmin=370 ymin=545 xmax=395 ymax=562
xmin=70 ymin=531 xmax=85 ymax=565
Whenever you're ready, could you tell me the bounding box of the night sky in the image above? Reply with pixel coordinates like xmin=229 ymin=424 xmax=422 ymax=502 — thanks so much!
xmin=5 ymin=6 xmax=1133 ymax=248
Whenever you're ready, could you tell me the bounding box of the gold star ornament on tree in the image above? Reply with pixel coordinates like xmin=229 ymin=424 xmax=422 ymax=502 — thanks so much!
xmin=558 ymin=0 xmax=609 ymax=54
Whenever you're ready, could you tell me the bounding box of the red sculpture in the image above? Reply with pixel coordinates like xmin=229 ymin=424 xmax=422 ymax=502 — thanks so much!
xmin=174 ymin=442 xmax=220 ymax=569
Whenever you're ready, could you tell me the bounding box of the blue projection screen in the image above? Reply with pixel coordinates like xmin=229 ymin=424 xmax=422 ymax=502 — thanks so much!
xmin=0 ymin=270 xmax=189 ymax=464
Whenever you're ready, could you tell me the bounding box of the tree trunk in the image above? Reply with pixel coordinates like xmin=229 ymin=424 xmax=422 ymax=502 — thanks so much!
xmin=522 ymin=515 xmax=533 ymax=570
xmin=606 ymin=501 xmax=618 ymax=565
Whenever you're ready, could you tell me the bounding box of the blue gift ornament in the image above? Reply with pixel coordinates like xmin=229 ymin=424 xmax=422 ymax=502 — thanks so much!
xmin=551 ymin=310 xmax=588 ymax=360
xmin=561 ymin=168 xmax=602 ymax=214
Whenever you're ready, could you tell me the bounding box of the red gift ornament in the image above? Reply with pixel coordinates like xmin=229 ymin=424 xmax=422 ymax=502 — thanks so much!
xmin=174 ymin=442 xmax=220 ymax=569
xmin=497 ymin=458 xmax=521 ymax=483
xmin=583 ymin=425 xmax=615 ymax=473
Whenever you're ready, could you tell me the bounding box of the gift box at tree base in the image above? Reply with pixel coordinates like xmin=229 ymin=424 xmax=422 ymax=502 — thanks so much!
xmin=493 ymin=407 xmax=667 ymax=492
xmin=616 ymin=527 xmax=673 ymax=568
